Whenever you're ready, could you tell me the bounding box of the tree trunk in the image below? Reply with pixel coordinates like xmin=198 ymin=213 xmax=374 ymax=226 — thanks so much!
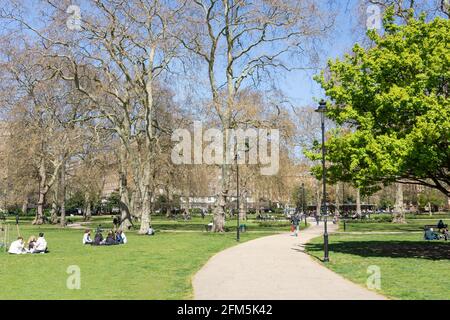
xmin=335 ymin=183 xmax=340 ymax=217
xmin=119 ymin=149 xmax=133 ymax=229
xmin=50 ymin=191 xmax=59 ymax=224
xmin=315 ymin=180 xmax=322 ymax=215
xmin=356 ymin=188 xmax=362 ymax=218
xmin=84 ymin=192 xmax=92 ymax=221
xmin=239 ymin=191 xmax=247 ymax=221
xmin=428 ymin=202 xmax=432 ymax=216
xmin=60 ymin=159 xmax=66 ymax=227
xmin=393 ymin=183 xmax=406 ymax=223
xmin=34 ymin=190 xmax=46 ymax=225
xmin=256 ymin=192 xmax=261 ymax=216
xmin=212 ymin=191 xmax=226 ymax=232
xmin=212 ymin=181 xmax=228 ymax=232
xmin=138 ymin=189 xmax=151 ymax=234
xmin=22 ymin=198 xmax=28 ymax=216
xmin=239 ymin=200 xmax=246 ymax=221
xmin=85 ymin=201 xmax=92 ymax=221
xmin=50 ymin=203 xmax=58 ymax=224
xmin=33 ymin=161 xmax=48 ymax=225
xmin=166 ymin=188 xmax=172 ymax=218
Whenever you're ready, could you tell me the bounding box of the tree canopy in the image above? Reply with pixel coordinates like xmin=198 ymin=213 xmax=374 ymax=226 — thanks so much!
xmin=311 ymin=10 xmax=449 ymax=196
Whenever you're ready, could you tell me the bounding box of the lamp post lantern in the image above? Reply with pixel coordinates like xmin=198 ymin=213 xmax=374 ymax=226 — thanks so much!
xmin=316 ymin=99 xmax=329 ymax=262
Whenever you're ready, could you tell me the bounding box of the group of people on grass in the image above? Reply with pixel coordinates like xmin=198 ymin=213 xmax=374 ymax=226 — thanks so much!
xmin=83 ymin=224 xmax=156 ymax=245
xmin=83 ymin=229 xmax=127 ymax=246
xmin=8 ymin=233 xmax=48 ymax=254
xmin=424 ymin=220 xmax=449 ymax=241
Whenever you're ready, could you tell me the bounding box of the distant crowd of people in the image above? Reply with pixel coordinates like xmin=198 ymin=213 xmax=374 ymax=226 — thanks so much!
xmin=83 ymin=223 xmax=156 ymax=246
xmin=8 ymin=232 xmax=48 ymax=254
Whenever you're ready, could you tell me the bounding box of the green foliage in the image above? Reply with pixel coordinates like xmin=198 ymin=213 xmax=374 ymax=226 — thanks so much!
xmin=103 ymin=191 xmax=120 ymax=213
xmin=66 ymin=191 xmax=85 ymax=212
xmin=291 ymin=184 xmax=314 ymax=209
xmin=311 ymin=15 xmax=450 ymax=196
xmin=417 ymin=188 xmax=447 ymax=208
xmin=345 ymin=215 xmax=393 ymax=223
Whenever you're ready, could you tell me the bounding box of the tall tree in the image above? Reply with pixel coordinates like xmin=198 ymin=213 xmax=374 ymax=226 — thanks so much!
xmin=311 ymin=12 xmax=449 ymax=204
xmin=177 ymin=0 xmax=334 ymax=231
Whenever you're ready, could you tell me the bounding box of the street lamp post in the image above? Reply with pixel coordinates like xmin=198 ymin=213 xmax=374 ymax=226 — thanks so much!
xmin=302 ymin=183 xmax=307 ymax=226
xmin=235 ymin=143 xmax=249 ymax=242
xmin=236 ymin=153 xmax=240 ymax=242
xmin=316 ymin=99 xmax=329 ymax=263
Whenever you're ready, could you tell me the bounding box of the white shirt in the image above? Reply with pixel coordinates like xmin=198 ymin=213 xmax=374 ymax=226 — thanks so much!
xmin=121 ymin=232 xmax=127 ymax=244
xmin=83 ymin=233 xmax=92 ymax=244
xmin=8 ymin=240 xmax=26 ymax=254
xmin=35 ymin=237 xmax=47 ymax=251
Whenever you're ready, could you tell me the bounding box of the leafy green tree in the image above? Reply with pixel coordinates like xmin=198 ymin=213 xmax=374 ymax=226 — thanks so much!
xmin=311 ymin=11 xmax=449 ymax=198
xmin=104 ymin=191 xmax=120 ymax=214
xmin=418 ymin=188 xmax=447 ymax=212
xmin=291 ymin=184 xmax=315 ymax=210
xmin=66 ymin=191 xmax=85 ymax=213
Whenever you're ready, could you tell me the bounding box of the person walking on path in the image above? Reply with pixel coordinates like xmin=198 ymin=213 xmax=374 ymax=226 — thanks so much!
xmin=291 ymin=214 xmax=300 ymax=237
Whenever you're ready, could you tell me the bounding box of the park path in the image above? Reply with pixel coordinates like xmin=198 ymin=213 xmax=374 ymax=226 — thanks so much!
xmin=192 ymin=220 xmax=386 ymax=300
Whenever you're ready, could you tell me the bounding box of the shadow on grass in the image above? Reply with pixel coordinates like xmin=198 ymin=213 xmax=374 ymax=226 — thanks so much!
xmin=305 ymin=240 xmax=450 ymax=261
xmin=342 ymin=224 xmax=426 ymax=232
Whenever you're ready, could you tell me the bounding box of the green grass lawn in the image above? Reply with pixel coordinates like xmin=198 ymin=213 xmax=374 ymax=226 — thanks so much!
xmin=306 ymin=233 xmax=450 ymax=300
xmin=0 ymin=217 xmax=293 ymax=300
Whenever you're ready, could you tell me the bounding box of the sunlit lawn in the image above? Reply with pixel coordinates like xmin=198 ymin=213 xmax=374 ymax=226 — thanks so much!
xmin=0 ymin=220 xmax=283 ymax=300
xmin=306 ymin=233 xmax=450 ymax=300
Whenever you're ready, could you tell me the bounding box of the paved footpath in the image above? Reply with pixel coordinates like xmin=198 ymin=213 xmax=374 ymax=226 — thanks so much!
xmin=193 ymin=220 xmax=386 ymax=300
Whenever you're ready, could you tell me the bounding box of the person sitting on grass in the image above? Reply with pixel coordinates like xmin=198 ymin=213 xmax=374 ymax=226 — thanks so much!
xmin=8 ymin=237 xmax=26 ymax=254
xmin=93 ymin=231 xmax=104 ymax=246
xmin=442 ymin=228 xmax=449 ymax=241
xmin=83 ymin=229 xmax=93 ymax=245
xmin=33 ymin=233 xmax=48 ymax=253
xmin=27 ymin=236 xmax=37 ymax=253
xmin=104 ymin=230 xmax=117 ymax=245
xmin=147 ymin=225 xmax=155 ymax=236
xmin=116 ymin=229 xmax=127 ymax=244
xmin=96 ymin=224 xmax=104 ymax=234
xmin=424 ymin=228 xmax=439 ymax=241
xmin=437 ymin=219 xmax=445 ymax=231
xmin=115 ymin=230 xmax=122 ymax=244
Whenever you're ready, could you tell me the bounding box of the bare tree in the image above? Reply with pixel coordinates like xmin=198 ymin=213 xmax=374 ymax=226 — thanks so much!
xmin=176 ymin=0 xmax=335 ymax=231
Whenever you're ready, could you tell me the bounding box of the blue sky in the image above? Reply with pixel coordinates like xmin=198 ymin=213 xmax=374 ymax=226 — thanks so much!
xmin=281 ymin=0 xmax=365 ymax=108
xmin=0 ymin=0 xmax=371 ymax=110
